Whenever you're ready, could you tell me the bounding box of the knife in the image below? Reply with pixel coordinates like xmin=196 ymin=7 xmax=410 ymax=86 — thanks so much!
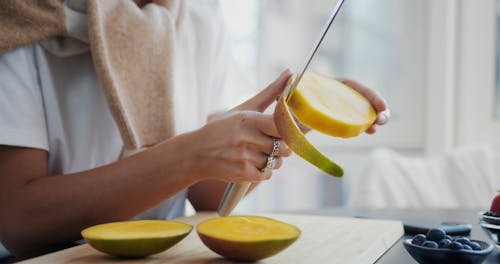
xmin=217 ymin=0 xmax=347 ymax=217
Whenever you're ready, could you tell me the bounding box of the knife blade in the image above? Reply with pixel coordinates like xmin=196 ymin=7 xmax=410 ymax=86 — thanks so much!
xmin=283 ymin=0 xmax=347 ymax=101
xmin=217 ymin=0 xmax=347 ymax=217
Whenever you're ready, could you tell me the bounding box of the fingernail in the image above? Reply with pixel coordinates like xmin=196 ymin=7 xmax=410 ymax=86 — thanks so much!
xmin=378 ymin=113 xmax=387 ymax=124
xmin=383 ymin=108 xmax=391 ymax=119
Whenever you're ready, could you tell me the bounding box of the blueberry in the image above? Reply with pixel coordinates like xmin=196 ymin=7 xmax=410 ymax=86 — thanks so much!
xmin=449 ymin=242 xmax=464 ymax=250
xmin=445 ymin=235 xmax=453 ymax=241
xmin=427 ymin=228 xmax=446 ymax=242
xmin=411 ymin=234 xmax=427 ymax=245
xmin=422 ymin=241 xmax=439 ymax=248
xmin=438 ymin=238 xmax=452 ymax=248
xmin=454 ymin=237 xmax=471 ymax=246
xmin=470 ymin=242 xmax=482 ymax=250
xmin=463 ymin=244 xmax=473 ymax=251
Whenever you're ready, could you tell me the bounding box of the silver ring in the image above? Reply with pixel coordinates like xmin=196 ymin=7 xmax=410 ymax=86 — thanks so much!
xmin=270 ymin=137 xmax=280 ymax=157
xmin=261 ymin=156 xmax=276 ymax=172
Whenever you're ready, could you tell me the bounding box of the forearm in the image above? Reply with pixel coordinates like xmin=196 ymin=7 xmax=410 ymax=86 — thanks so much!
xmin=1 ymin=96 xmax=291 ymax=256
xmin=0 ymin=133 xmax=198 ymax=256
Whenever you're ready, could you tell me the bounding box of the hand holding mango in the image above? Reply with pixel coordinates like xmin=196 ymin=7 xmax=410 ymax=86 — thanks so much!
xmin=200 ymin=70 xmax=387 ymax=179
xmin=186 ymin=70 xmax=293 ymax=183
xmin=274 ymin=71 xmax=389 ymax=177
xmin=338 ymin=78 xmax=390 ymax=134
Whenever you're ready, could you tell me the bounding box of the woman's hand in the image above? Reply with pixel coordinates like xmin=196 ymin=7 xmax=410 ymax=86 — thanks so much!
xmin=190 ymin=112 xmax=291 ymax=183
xmin=338 ymin=78 xmax=390 ymax=134
xmin=187 ymin=70 xmax=293 ymax=184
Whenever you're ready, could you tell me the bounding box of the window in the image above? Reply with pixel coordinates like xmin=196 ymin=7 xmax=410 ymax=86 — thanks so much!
xmin=219 ymin=0 xmax=500 ymax=212
xmin=224 ymin=0 xmax=426 ymax=149
xmin=220 ymin=0 xmax=260 ymax=85
xmin=496 ymin=0 xmax=500 ymax=118
xmin=292 ymin=0 xmax=426 ymax=149
xmin=456 ymin=0 xmax=500 ymax=146
xmin=220 ymin=0 xmax=429 ymax=211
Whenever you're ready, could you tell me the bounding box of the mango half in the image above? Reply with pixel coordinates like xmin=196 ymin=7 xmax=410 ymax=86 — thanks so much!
xmin=274 ymin=71 xmax=376 ymax=177
xmin=81 ymin=220 xmax=192 ymax=258
xmin=197 ymin=216 xmax=301 ymax=261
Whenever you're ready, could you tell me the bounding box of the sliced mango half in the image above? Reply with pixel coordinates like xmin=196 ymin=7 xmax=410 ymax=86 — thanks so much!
xmin=274 ymin=71 xmax=376 ymax=177
xmin=81 ymin=220 xmax=192 ymax=258
xmin=197 ymin=216 xmax=301 ymax=261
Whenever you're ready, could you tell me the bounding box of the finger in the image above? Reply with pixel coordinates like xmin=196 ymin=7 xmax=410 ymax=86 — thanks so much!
xmin=245 ymin=156 xmax=281 ymax=183
xmin=244 ymin=126 xmax=291 ymax=157
xmin=260 ymin=137 xmax=291 ymax=157
xmin=254 ymin=152 xmax=270 ymax=172
xmin=248 ymin=152 xmax=283 ymax=172
xmin=378 ymin=108 xmax=391 ymax=125
xmin=375 ymin=111 xmax=389 ymax=125
xmin=240 ymin=113 xmax=280 ymax=138
xmin=338 ymin=78 xmax=387 ymax=113
xmin=276 ymin=142 xmax=292 ymax=157
xmin=258 ymin=169 xmax=273 ymax=181
xmin=365 ymin=125 xmax=376 ymax=134
xmin=224 ymin=152 xmax=272 ymax=183
xmin=247 ymin=115 xmax=291 ymax=156
xmin=245 ymin=157 xmax=273 ymax=182
xmin=273 ymin=156 xmax=283 ymax=170
xmin=237 ymin=69 xmax=292 ymax=112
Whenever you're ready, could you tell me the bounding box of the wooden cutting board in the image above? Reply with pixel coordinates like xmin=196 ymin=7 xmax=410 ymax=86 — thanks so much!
xmin=20 ymin=212 xmax=403 ymax=264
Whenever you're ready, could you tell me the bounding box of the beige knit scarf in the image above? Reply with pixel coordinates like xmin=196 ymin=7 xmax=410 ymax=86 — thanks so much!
xmin=0 ymin=0 xmax=184 ymax=150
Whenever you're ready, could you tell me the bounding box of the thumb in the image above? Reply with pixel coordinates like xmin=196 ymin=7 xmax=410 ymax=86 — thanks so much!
xmin=236 ymin=69 xmax=292 ymax=112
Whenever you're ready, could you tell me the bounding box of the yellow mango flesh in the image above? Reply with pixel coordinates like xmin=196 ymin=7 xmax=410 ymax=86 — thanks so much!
xmin=82 ymin=220 xmax=192 ymax=257
xmin=274 ymin=72 xmax=377 ymax=177
xmin=197 ymin=216 xmax=300 ymax=261
xmin=274 ymin=96 xmax=344 ymax=177
xmin=288 ymin=72 xmax=376 ymax=138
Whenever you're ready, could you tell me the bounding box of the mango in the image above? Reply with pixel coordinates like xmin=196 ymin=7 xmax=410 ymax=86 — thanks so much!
xmin=197 ymin=216 xmax=301 ymax=261
xmin=81 ymin=220 xmax=192 ymax=258
xmin=288 ymin=72 xmax=377 ymax=138
xmin=274 ymin=71 xmax=376 ymax=177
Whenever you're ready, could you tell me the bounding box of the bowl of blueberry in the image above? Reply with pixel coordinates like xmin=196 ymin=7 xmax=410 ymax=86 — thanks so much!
xmin=403 ymin=228 xmax=493 ymax=264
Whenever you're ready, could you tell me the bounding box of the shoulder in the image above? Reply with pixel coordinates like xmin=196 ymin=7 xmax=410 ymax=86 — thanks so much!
xmin=0 ymin=44 xmax=41 ymax=93
xmin=0 ymin=44 xmax=49 ymax=151
xmin=0 ymin=44 xmax=37 ymax=72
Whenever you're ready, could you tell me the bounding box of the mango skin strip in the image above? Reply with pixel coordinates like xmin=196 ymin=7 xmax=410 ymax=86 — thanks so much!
xmin=274 ymin=95 xmax=344 ymax=177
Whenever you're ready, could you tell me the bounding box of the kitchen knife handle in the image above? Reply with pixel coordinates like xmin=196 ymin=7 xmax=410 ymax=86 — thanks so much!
xmin=217 ymin=182 xmax=251 ymax=216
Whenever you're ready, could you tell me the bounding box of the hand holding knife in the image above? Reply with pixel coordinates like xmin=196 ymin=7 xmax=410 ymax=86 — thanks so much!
xmin=217 ymin=0 xmax=347 ymax=217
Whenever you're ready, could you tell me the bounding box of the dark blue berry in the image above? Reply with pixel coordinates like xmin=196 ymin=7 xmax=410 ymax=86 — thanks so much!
xmin=470 ymin=242 xmax=481 ymax=250
xmin=450 ymin=242 xmax=464 ymax=250
xmin=411 ymin=234 xmax=427 ymax=246
xmin=454 ymin=237 xmax=471 ymax=246
xmin=427 ymin=228 xmax=446 ymax=242
xmin=438 ymin=239 xmax=452 ymax=248
xmin=445 ymin=235 xmax=453 ymax=241
xmin=463 ymin=244 xmax=473 ymax=251
xmin=422 ymin=241 xmax=439 ymax=248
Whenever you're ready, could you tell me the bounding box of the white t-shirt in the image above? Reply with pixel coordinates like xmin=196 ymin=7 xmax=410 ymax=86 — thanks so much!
xmin=0 ymin=1 xmax=254 ymax=258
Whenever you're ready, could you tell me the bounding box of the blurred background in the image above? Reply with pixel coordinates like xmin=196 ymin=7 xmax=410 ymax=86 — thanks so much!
xmin=217 ymin=0 xmax=500 ymax=212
